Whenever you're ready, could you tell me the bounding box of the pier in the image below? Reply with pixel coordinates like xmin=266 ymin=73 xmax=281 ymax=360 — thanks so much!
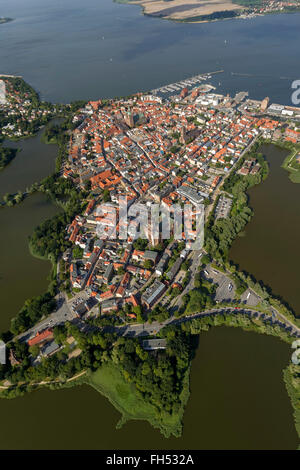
xmin=151 ymin=70 xmax=224 ymax=95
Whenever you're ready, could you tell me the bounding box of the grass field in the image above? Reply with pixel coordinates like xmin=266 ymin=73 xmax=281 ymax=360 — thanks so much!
xmin=85 ymin=362 xmax=190 ymax=437
xmin=116 ymin=0 xmax=243 ymax=21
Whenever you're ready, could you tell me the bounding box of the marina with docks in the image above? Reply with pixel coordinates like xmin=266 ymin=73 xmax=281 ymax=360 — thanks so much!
xmin=151 ymin=70 xmax=224 ymax=94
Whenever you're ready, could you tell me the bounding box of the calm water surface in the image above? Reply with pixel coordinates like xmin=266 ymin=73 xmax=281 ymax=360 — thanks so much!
xmin=1 ymin=125 xmax=59 ymax=199
xmin=0 ymin=0 xmax=299 ymax=450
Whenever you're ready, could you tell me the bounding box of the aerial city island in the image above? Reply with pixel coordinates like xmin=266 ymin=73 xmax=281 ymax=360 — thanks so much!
xmin=0 ymin=72 xmax=300 ymax=441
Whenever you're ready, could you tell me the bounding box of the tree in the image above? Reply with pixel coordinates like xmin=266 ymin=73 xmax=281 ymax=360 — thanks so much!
xmin=201 ymin=254 xmax=211 ymax=266
xmin=102 ymin=189 xmax=110 ymax=202
xmin=133 ymin=305 xmax=144 ymax=323
xmin=117 ymin=266 xmax=125 ymax=275
xmin=53 ymin=325 xmax=67 ymax=345
xmin=133 ymin=238 xmax=148 ymax=251
xmin=181 ymin=260 xmax=190 ymax=271
xmin=73 ymin=246 xmax=83 ymax=259
xmin=29 ymin=345 xmax=40 ymax=358
xmin=144 ymin=260 xmax=153 ymax=270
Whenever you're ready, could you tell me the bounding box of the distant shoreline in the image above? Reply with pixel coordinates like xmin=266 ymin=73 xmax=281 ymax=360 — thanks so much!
xmin=114 ymin=0 xmax=300 ymax=24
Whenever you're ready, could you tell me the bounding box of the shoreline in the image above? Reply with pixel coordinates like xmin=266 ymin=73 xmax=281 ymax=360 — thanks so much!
xmin=114 ymin=0 xmax=300 ymax=24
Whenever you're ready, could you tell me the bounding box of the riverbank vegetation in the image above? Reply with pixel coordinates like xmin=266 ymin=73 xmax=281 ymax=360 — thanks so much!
xmin=0 ymin=320 xmax=192 ymax=438
xmin=89 ymin=329 xmax=192 ymax=437
xmin=283 ymin=365 xmax=300 ymax=446
xmin=205 ymin=141 xmax=268 ymax=261
xmin=0 ymin=145 xmax=18 ymax=171
xmin=179 ymin=10 xmax=239 ymax=23
xmin=176 ymin=310 xmax=295 ymax=344
xmin=86 ymin=360 xmax=189 ymax=437
xmin=278 ymin=141 xmax=300 ymax=183
xmin=10 ymin=293 xmax=57 ymax=337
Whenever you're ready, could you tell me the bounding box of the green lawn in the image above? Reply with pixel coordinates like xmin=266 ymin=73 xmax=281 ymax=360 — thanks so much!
xmin=288 ymin=171 xmax=300 ymax=184
xmin=85 ymin=362 xmax=189 ymax=437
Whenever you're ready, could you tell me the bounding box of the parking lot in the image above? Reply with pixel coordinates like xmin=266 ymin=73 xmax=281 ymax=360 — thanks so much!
xmin=240 ymin=288 xmax=261 ymax=307
xmin=203 ymin=266 xmax=262 ymax=306
xmin=202 ymin=266 xmax=236 ymax=303
xmin=215 ymin=276 xmax=236 ymax=303
xmin=215 ymin=196 xmax=233 ymax=220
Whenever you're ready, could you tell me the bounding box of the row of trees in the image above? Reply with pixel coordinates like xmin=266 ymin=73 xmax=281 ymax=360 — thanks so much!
xmin=205 ymin=150 xmax=268 ymax=261
xmin=29 ymin=176 xmax=87 ymax=262
xmin=184 ymin=274 xmax=216 ymax=314
xmin=10 ymin=293 xmax=56 ymax=336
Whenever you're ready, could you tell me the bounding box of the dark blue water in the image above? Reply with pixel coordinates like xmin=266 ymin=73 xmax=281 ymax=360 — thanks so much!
xmin=0 ymin=0 xmax=299 ymax=103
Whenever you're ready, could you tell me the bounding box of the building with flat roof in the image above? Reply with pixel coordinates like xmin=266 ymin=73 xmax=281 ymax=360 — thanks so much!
xmin=101 ymin=299 xmax=119 ymax=314
xmin=142 ymin=339 xmax=167 ymax=351
xmin=141 ymin=280 xmax=166 ymax=308
xmin=41 ymin=341 xmax=60 ymax=357
xmin=176 ymin=185 xmax=204 ymax=205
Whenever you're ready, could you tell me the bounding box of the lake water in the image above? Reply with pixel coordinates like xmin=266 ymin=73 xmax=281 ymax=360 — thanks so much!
xmin=230 ymin=144 xmax=300 ymax=317
xmin=0 ymin=122 xmax=60 ymax=331
xmin=0 ymin=0 xmax=299 ymax=104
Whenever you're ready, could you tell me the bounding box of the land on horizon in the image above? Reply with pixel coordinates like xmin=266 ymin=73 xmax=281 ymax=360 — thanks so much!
xmin=116 ymin=0 xmax=300 ymax=22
